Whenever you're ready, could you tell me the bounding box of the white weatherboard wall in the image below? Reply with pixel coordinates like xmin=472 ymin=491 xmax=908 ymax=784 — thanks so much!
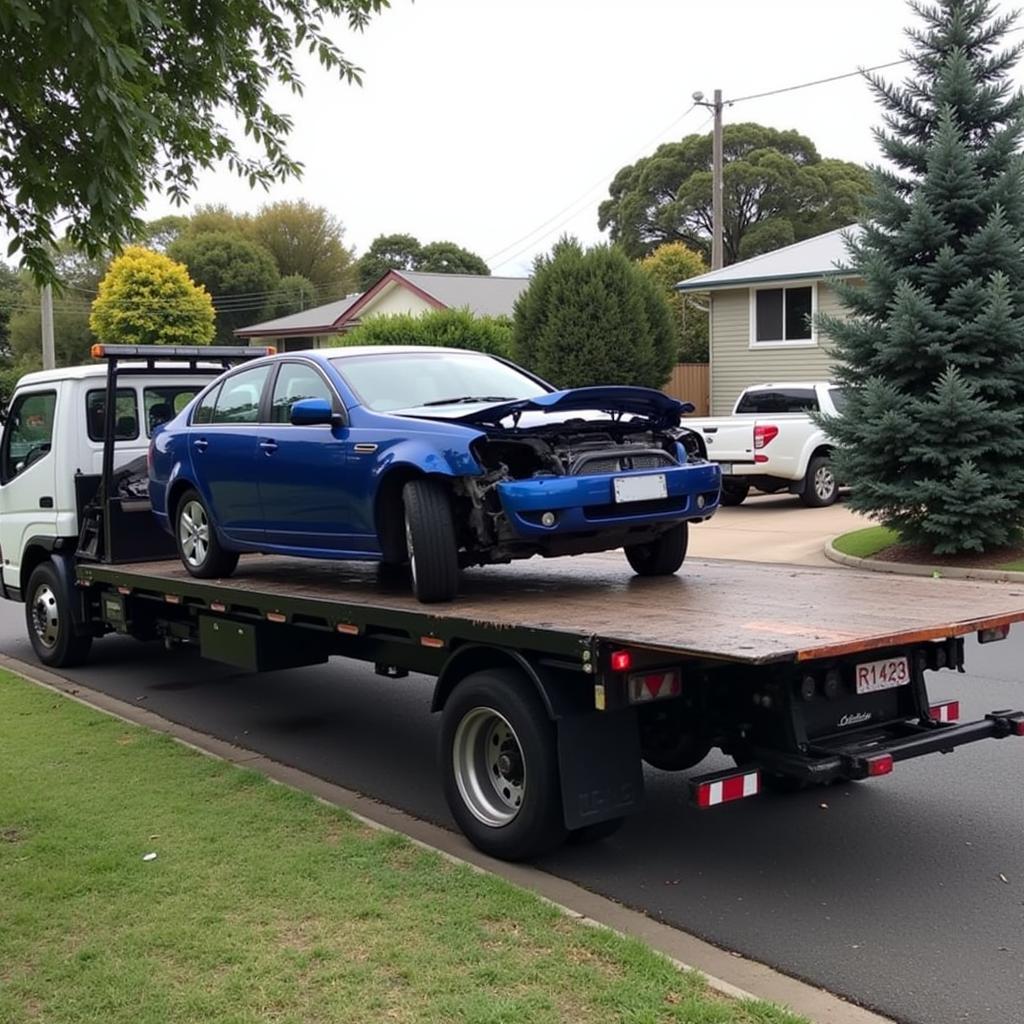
xmin=359 ymin=284 xmax=437 ymax=319
xmin=709 ymin=280 xmax=849 ymax=414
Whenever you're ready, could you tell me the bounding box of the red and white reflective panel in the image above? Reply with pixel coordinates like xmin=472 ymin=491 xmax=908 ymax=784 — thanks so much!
xmin=627 ymin=669 xmax=682 ymax=704
xmin=695 ymin=770 xmax=760 ymax=808
xmin=929 ymin=700 xmax=960 ymax=723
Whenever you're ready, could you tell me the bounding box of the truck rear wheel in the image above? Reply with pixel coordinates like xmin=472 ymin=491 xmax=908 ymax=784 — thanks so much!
xmin=800 ymin=456 xmax=838 ymax=508
xmin=175 ymin=490 xmax=239 ymax=579
xmin=441 ymin=669 xmax=567 ymax=860
xmin=25 ymin=562 xmax=92 ymax=668
xmin=719 ymin=480 xmax=749 ymax=506
xmin=403 ymin=479 xmax=459 ymax=603
xmin=624 ymin=522 xmax=688 ymax=576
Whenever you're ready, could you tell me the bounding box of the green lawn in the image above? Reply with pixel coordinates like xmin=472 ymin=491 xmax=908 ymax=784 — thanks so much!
xmin=831 ymin=525 xmax=900 ymax=559
xmin=0 ymin=671 xmax=804 ymax=1024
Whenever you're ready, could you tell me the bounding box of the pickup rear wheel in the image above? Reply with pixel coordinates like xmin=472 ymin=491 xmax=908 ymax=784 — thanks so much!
xmin=403 ymin=479 xmax=459 ymax=603
xmin=441 ymin=669 xmax=567 ymax=860
xmin=624 ymin=522 xmax=688 ymax=576
xmin=175 ymin=489 xmax=239 ymax=579
xmin=800 ymin=456 xmax=838 ymax=508
xmin=719 ymin=480 xmax=749 ymax=506
xmin=25 ymin=563 xmax=92 ymax=668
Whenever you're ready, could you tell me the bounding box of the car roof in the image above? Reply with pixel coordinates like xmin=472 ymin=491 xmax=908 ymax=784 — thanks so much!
xmin=312 ymin=345 xmax=497 ymax=360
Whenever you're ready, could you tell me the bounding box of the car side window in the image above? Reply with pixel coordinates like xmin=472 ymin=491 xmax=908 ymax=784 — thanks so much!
xmin=1 ymin=390 xmax=57 ymax=483
xmin=271 ymin=363 xmax=334 ymax=423
xmin=212 ymin=366 xmax=271 ymax=424
xmin=192 ymin=385 xmax=220 ymax=426
xmin=144 ymin=386 xmax=200 ymax=435
xmin=85 ymin=388 xmax=139 ymax=441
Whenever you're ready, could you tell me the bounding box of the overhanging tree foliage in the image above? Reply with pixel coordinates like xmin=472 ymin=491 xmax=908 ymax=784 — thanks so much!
xmin=821 ymin=0 xmax=1024 ymax=554
xmin=598 ymin=124 xmax=872 ymax=262
xmin=0 ymin=0 xmax=388 ymax=284
xmin=356 ymin=234 xmax=491 ymax=289
xmin=513 ymin=239 xmax=675 ymax=389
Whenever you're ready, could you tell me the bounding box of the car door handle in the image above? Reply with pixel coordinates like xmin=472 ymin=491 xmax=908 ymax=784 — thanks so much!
xmin=259 ymin=439 xmax=278 ymax=454
xmin=193 ymin=438 xmax=208 ymax=452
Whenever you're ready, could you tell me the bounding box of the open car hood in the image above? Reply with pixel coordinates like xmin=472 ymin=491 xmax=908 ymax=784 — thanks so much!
xmin=407 ymin=387 xmax=692 ymax=428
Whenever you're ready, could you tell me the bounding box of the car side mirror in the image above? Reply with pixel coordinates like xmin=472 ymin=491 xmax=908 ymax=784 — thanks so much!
xmin=290 ymin=397 xmax=342 ymax=427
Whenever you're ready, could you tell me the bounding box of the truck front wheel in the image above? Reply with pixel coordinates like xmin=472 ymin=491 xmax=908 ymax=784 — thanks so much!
xmin=441 ymin=669 xmax=567 ymax=860
xmin=624 ymin=522 xmax=688 ymax=576
xmin=25 ymin=562 xmax=92 ymax=668
xmin=800 ymin=456 xmax=838 ymax=508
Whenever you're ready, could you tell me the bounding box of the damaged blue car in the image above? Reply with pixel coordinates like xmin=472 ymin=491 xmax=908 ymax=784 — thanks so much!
xmin=148 ymin=346 xmax=721 ymax=602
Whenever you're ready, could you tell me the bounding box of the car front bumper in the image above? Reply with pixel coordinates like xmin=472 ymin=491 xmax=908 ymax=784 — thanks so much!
xmin=495 ymin=462 xmax=721 ymax=540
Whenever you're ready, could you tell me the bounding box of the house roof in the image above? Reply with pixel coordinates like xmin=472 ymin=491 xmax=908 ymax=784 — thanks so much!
xmin=675 ymin=225 xmax=861 ymax=292
xmin=236 ymin=270 xmax=530 ymax=339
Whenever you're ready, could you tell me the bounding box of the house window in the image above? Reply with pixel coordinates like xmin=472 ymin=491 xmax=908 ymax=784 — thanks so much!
xmin=753 ymin=285 xmax=814 ymax=344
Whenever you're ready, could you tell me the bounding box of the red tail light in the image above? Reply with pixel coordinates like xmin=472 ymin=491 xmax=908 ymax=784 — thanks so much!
xmin=754 ymin=425 xmax=779 ymax=449
xmin=610 ymin=650 xmax=632 ymax=672
xmin=865 ymin=753 xmax=894 ymax=777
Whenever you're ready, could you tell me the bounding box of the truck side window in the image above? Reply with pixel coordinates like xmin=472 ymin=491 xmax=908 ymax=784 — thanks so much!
xmin=270 ymin=363 xmax=333 ymax=423
xmin=86 ymin=389 xmax=139 ymax=441
xmin=1 ymin=390 xmax=57 ymax=483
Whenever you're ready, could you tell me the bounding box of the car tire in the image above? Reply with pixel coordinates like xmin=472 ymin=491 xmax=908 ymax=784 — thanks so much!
xmin=624 ymin=522 xmax=688 ymax=576
xmin=175 ymin=489 xmax=239 ymax=579
xmin=800 ymin=455 xmax=838 ymax=508
xmin=719 ymin=480 xmax=750 ymax=506
xmin=25 ymin=562 xmax=92 ymax=668
xmin=441 ymin=669 xmax=567 ymax=860
xmin=403 ymin=478 xmax=459 ymax=603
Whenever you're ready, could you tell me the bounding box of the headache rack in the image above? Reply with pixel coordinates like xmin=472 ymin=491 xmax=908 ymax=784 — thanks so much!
xmin=76 ymin=344 xmax=275 ymax=564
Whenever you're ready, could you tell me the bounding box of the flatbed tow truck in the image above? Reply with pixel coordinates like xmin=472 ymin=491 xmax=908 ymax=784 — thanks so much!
xmin=4 ymin=346 xmax=1023 ymax=860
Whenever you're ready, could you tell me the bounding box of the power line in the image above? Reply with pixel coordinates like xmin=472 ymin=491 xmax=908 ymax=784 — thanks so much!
xmin=727 ymin=57 xmax=911 ymax=105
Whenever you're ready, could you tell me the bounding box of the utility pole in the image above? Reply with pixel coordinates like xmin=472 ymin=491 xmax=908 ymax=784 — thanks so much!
xmin=693 ymin=89 xmax=726 ymax=269
xmin=40 ymin=284 xmax=55 ymax=370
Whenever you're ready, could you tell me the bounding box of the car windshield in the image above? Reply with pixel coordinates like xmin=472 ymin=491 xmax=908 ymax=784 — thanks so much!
xmin=330 ymin=352 xmax=548 ymax=413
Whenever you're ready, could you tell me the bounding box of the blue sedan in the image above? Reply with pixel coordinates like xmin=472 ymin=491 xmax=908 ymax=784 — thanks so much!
xmin=148 ymin=346 xmax=721 ymax=602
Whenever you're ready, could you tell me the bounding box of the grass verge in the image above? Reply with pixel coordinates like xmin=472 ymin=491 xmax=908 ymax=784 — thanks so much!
xmin=0 ymin=670 xmax=805 ymax=1024
xmin=831 ymin=526 xmax=900 ymax=560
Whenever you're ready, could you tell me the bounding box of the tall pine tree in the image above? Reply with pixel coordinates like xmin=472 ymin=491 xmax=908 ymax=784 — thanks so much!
xmin=822 ymin=0 xmax=1024 ymax=553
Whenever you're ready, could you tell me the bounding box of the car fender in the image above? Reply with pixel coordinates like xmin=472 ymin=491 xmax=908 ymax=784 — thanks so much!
xmin=795 ymin=427 xmax=832 ymax=479
xmin=374 ymin=433 xmax=485 ymax=482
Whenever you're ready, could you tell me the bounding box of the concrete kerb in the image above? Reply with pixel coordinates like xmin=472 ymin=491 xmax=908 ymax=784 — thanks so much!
xmin=0 ymin=651 xmax=895 ymax=1024
xmin=825 ymin=539 xmax=1024 ymax=583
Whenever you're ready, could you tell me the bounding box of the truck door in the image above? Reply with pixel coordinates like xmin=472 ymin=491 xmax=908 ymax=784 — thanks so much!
xmin=256 ymin=361 xmax=359 ymax=552
xmin=0 ymin=388 xmax=59 ymax=595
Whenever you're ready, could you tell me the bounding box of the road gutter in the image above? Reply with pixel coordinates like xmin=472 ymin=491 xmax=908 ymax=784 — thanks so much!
xmin=1 ymin=651 xmax=894 ymax=1024
xmin=825 ymin=539 xmax=1024 ymax=583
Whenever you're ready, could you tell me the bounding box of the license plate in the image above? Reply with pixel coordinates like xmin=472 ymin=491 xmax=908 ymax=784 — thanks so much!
xmin=718 ymin=463 xmax=733 ymax=475
xmin=855 ymin=656 xmax=911 ymax=694
xmin=614 ymin=473 xmax=667 ymax=503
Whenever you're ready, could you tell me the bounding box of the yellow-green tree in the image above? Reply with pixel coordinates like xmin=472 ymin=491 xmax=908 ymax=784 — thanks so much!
xmin=639 ymin=243 xmax=709 ymax=362
xmin=90 ymin=247 xmax=215 ymax=346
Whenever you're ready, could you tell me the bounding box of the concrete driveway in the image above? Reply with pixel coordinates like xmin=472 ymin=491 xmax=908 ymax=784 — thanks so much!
xmin=688 ymin=492 xmax=866 ymax=566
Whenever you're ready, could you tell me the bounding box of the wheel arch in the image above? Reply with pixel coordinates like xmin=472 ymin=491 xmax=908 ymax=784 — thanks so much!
xmin=375 ymin=463 xmax=460 ymax=564
xmin=797 ymin=433 xmax=833 ymax=477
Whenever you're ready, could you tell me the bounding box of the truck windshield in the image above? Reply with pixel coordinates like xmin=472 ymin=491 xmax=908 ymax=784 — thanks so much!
xmin=330 ymin=352 xmax=547 ymax=413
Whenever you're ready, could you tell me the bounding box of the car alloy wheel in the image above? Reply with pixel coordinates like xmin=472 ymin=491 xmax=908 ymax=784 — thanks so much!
xmin=452 ymin=706 xmax=526 ymax=827
xmin=178 ymin=499 xmax=210 ymax=568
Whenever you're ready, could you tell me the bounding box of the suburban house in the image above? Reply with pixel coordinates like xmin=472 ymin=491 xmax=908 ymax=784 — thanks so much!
xmin=236 ymin=269 xmax=530 ymax=350
xmin=676 ymin=226 xmax=859 ymax=414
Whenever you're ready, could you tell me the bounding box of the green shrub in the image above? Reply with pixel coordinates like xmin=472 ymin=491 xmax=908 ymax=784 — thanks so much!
xmin=340 ymin=307 xmax=513 ymax=358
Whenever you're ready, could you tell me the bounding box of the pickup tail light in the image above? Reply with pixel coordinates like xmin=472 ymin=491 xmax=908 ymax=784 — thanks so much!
xmin=754 ymin=424 xmax=779 ymax=449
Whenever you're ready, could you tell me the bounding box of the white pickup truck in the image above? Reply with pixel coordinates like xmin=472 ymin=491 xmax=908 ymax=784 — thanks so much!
xmin=686 ymin=381 xmax=846 ymax=508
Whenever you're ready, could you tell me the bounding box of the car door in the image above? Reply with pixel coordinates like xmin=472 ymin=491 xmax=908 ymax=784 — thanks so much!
xmin=188 ymin=364 xmax=272 ymax=545
xmin=257 ymin=360 xmax=365 ymax=552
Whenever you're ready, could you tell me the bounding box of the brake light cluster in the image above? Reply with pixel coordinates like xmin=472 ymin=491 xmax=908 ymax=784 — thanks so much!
xmin=753 ymin=424 xmax=778 ymax=464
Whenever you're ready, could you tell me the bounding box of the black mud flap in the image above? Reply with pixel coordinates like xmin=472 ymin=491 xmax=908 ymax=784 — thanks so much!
xmin=557 ymin=709 xmax=643 ymax=830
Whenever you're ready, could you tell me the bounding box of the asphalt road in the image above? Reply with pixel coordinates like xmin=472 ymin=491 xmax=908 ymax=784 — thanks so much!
xmin=2 ymin=600 xmax=1022 ymax=1024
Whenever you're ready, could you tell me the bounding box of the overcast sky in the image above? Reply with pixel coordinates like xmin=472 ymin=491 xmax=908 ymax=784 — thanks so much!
xmin=144 ymin=0 xmax=1021 ymax=278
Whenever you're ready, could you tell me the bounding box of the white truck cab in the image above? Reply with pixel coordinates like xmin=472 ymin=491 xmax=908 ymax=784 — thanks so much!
xmin=0 ymin=363 xmax=205 ymax=602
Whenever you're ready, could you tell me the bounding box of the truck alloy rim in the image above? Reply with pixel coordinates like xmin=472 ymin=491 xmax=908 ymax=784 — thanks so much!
xmin=814 ymin=465 xmax=836 ymax=501
xmin=179 ymin=500 xmax=210 ymax=567
xmin=452 ymin=707 xmax=526 ymax=827
xmin=30 ymin=584 xmax=60 ymax=649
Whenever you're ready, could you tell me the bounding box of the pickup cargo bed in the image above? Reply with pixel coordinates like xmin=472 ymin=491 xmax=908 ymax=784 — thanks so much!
xmin=78 ymin=555 xmax=1024 ymax=666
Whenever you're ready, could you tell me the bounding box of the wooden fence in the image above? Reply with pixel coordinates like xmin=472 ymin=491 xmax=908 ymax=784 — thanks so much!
xmin=662 ymin=363 xmax=709 ymax=416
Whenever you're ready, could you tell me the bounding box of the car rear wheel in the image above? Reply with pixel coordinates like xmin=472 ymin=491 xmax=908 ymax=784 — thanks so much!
xmin=800 ymin=456 xmax=838 ymax=508
xmin=403 ymin=478 xmax=460 ymax=603
xmin=624 ymin=522 xmax=688 ymax=576
xmin=175 ymin=489 xmax=239 ymax=579
xmin=719 ymin=479 xmax=749 ymax=506
xmin=25 ymin=562 xmax=92 ymax=668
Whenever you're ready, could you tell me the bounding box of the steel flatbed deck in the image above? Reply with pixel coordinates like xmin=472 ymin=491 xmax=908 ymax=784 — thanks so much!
xmin=77 ymin=553 xmax=1024 ymax=666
